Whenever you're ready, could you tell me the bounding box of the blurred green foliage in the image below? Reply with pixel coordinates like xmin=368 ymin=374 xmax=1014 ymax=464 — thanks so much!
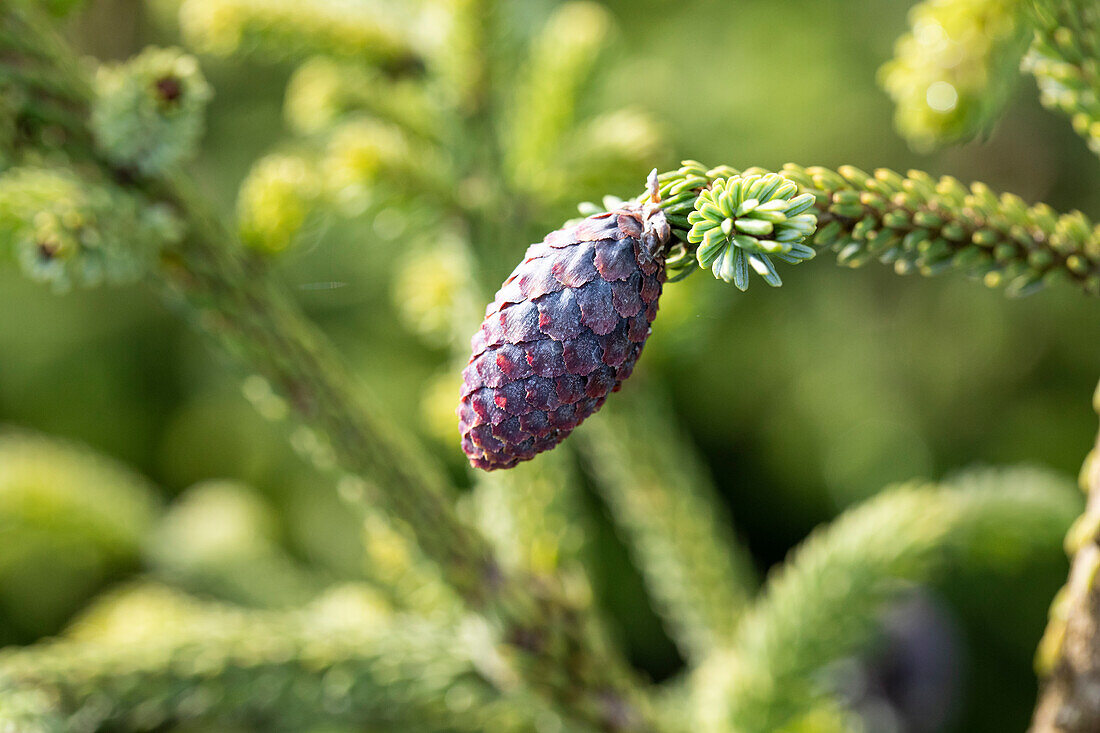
xmin=0 ymin=430 xmax=161 ymax=643
xmin=0 ymin=0 xmax=1098 ymax=731
xmin=880 ymin=0 xmax=1031 ymax=150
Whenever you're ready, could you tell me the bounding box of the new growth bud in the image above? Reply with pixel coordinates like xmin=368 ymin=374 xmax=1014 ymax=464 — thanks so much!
xmin=687 ymin=173 xmax=818 ymax=290
xmin=91 ymin=47 xmax=212 ymax=175
xmin=0 ymin=167 xmax=182 ymax=291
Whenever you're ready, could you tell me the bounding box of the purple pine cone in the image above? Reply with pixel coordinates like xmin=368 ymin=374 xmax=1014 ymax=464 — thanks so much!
xmin=458 ymin=206 xmax=669 ymax=470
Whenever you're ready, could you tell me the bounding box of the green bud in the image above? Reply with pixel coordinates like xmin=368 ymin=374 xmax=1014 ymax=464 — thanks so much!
xmin=237 ymin=153 xmax=321 ymax=255
xmin=0 ymin=167 xmax=182 ymax=291
xmin=689 ymin=173 xmax=818 ymax=289
xmin=91 ymin=47 xmax=212 ymax=175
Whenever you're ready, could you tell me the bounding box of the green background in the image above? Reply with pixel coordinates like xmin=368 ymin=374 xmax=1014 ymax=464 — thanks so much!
xmin=3 ymin=1 xmax=1098 ymax=730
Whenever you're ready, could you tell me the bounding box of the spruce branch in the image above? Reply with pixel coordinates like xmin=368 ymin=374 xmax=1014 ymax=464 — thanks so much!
xmin=0 ymin=430 xmax=162 ymax=638
xmin=320 ymin=117 xmax=456 ymax=210
xmin=0 ymin=429 xmax=161 ymax=564
xmin=654 ymin=160 xmax=1100 ymax=297
xmin=1031 ymin=382 xmax=1100 ymax=733
xmin=283 ymin=56 xmax=440 ymax=139
xmin=1023 ymin=0 xmax=1100 ymax=158
xmin=695 ymin=469 xmax=1079 ymax=733
xmin=466 ymin=448 xmax=593 ymax=591
xmin=0 ymin=6 xmax=657 ymax=729
xmin=145 ymin=481 xmax=328 ymax=609
xmin=0 ymin=5 xmax=92 ymax=163
xmin=434 ymin=0 xmax=497 ymax=118
xmin=577 ymin=388 xmax=758 ymax=666
xmin=879 ymin=0 xmax=1033 ymax=150
xmin=157 ymin=176 xmax=656 ymax=730
xmin=504 ymin=1 xmax=614 ymax=198
xmin=10 ymin=2 xmax=1092 ymax=730
xmin=177 ymin=0 xmax=424 ymax=75
xmin=561 ymin=110 xmax=665 ymax=201
xmin=0 ymin=583 xmax=576 ymax=733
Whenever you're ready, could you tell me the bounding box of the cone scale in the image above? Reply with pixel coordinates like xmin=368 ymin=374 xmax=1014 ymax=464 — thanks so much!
xmin=458 ymin=203 xmax=670 ymax=470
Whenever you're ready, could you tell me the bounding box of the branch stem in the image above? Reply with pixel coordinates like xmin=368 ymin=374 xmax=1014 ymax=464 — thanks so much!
xmin=1031 ymin=385 xmax=1100 ymax=733
xmin=655 ymin=162 xmax=1100 ymax=296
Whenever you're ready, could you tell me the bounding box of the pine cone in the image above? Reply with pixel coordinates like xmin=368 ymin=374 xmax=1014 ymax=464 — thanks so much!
xmin=458 ymin=205 xmax=670 ymax=470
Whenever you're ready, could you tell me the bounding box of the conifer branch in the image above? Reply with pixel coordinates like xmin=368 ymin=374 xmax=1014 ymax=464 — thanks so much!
xmin=1023 ymin=0 xmax=1100 ymax=158
xmin=695 ymin=469 xmax=1079 ymax=733
xmin=0 ymin=583 xmax=576 ymax=732
xmin=577 ymin=388 xmax=757 ymax=666
xmin=879 ymin=0 xmax=1033 ymax=150
xmin=146 ymin=481 xmax=328 ymax=609
xmin=0 ymin=6 xmax=91 ymax=161
xmin=435 ymin=0 xmax=496 ymax=118
xmin=141 ymin=172 xmax=507 ymax=600
xmin=0 ymin=430 xmax=162 ymax=637
xmin=178 ymin=0 xmax=424 ymax=75
xmin=655 ymin=161 xmax=1100 ymax=296
xmin=155 ymin=172 xmax=658 ymax=731
xmin=1031 ymin=383 xmax=1100 ymax=733
xmin=283 ymin=56 xmax=440 ymax=139
xmin=0 ymin=5 xmax=656 ymax=729
xmin=0 ymin=166 xmax=181 ymax=290
xmin=7 ymin=2 xmax=1095 ymax=730
xmin=504 ymin=1 xmax=614 ymax=198
xmin=467 ymin=448 xmax=593 ymax=591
